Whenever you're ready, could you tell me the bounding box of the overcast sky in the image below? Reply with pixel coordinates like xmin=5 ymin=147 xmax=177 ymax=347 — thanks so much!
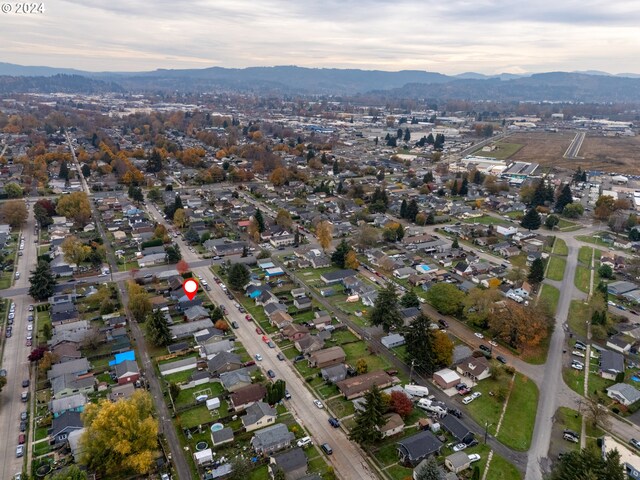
xmin=2 ymin=0 xmax=639 ymax=74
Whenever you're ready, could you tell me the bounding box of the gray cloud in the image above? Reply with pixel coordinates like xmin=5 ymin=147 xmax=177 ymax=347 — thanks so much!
xmin=0 ymin=0 xmax=638 ymax=74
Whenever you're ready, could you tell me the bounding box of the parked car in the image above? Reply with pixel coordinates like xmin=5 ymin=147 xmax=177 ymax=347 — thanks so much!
xmin=321 ymin=443 xmax=333 ymax=455
xmin=563 ymin=433 xmax=579 ymax=443
xmin=21 ymin=379 xmax=29 ymax=388
xmin=452 ymin=443 xmax=467 ymax=452
xmin=19 ymin=421 xmax=26 ymax=432
xmin=284 ymin=389 xmax=291 ymax=399
xmin=267 ymin=369 xmax=276 ymax=378
xmin=267 ymin=341 xmax=276 ymax=348
xmin=471 ymin=392 xmax=482 ymax=400
xmin=15 ymin=445 xmax=24 ymax=458
xmin=468 ymin=453 xmax=481 ymax=463
xmin=277 ymin=353 xmax=285 ymax=361
xmin=255 ymin=354 xmax=263 ymax=361
xmin=297 ymin=436 xmax=312 ymax=448
xmin=479 ymin=345 xmax=491 ymax=353
xmin=474 ymin=332 xmax=484 ymax=339
xmin=462 ymin=396 xmax=474 ymax=405
xmin=496 ymin=355 xmax=507 ymax=364
xmin=294 ymin=355 xmax=305 ymax=362
xmin=439 ymin=319 xmax=449 ymax=328
xmin=313 ymin=399 xmax=324 ymax=409
xmin=328 ymin=417 xmax=340 ymax=428
xmin=231 ymin=321 xmax=239 ymax=329
xmin=245 ymin=314 xmax=252 ymax=321
xmin=629 ymin=438 xmax=640 ymax=450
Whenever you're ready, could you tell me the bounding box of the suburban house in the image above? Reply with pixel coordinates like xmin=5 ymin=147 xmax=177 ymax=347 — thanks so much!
xmin=208 ymin=352 xmax=243 ymax=375
xmin=440 ymin=414 xmax=475 ymax=444
xmin=109 ymin=383 xmax=136 ymax=402
xmin=397 ymin=430 xmax=443 ymax=466
xmin=230 ymin=384 xmax=267 ymax=411
xmin=599 ymin=350 xmax=625 ymax=380
xmin=293 ymin=296 xmax=312 ymax=311
xmin=221 ymin=370 xmax=252 ymax=392
xmin=336 ymin=371 xmax=393 ymax=400
xmin=445 ymin=451 xmax=472 ymax=474
xmin=455 ymin=356 xmax=491 ymax=382
xmin=282 ymin=323 xmax=310 ymax=342
xmin=51 ymin=373 xmax=95 ymax=399
xmin=294 ymin=335 xmax=325 ymax=354
xmin=606 ymin=334 xmax=633 ymax=354
xmin=49 ymin=393 xmax=87 ymax=418
xmin=251 ymin=423 xmax=295 ymax=455
xmin=159 ymin=357 xmax=198 ymax=377
xmin=170 ymin=319 xmax=215 ymax=339
xmin=51 ymin=411 xmax=84 ymax=445
xmin=607 ymin=383 xmax=640 ymax=407
xmin=200 ymin=339 xmax=235 ymax=360
xmin=47 ymin=358 xmax=91 ymax=381
xmin=308 ymin=346 xmax=346 ymax=369
xmin=321 ymin=364 xmax=348 ymax=384
xmin=268 ymin=448 xmax=308 ymax=480
xmin=242 ymin=401 xmax=277 ymax=432
xmin=380 ymin=413 xmax=405 ymax=438
xmin=381 ymin=333 xmax=406 ymax=349
xmin=320 ymin=269 xmax=357 ymax=285
xmin=270 ymin=310 xmax=294 ymax=329
xmin=114 ymin=360 xmax=140 ymax=385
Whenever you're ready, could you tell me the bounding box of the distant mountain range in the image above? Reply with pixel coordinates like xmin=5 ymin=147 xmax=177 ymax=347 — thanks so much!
xmin=0 ymin=62 xmax=639 ymax=102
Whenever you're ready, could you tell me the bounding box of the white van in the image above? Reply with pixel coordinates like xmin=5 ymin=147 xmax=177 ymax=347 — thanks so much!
xmin=296 ymin=436 xmax=312 ymax=447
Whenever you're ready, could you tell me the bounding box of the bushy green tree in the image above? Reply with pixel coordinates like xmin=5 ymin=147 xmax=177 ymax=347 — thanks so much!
xmin=349 ymin=385 xmax=386 ymax=446
xmin=369 ymin=283 xmax=403 ymax=333
xmin=426 ymin=283 xmax=464 ymax=316
xmin=520 ymin=208 xmax=541 ymax=231
xmin=146 ymin=310 xmax=172 ymax=346
xmin=29 ymin=260 xmax=56 ymax=300
xmin=228 ymin=263 xmax=250 ymax=290
xmin=528 ymin=258 xmax=545 ymax=284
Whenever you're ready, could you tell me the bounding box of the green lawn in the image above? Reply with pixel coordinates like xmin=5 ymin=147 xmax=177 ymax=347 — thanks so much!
xmin=462 ymin=215 xmax=511 ymax=226
xmin=576 ymin=235 xmax=614 ymax=248
xmin=486 ymin=453 xmax=523 ymax=480
xmin=574 ymin=265 xmax=591 ymax=293
xmin=163 ymin=369 xmax=196 ymax=385
xmin=497 ymin=374 xmax=539 ymax=451
xmin=538 ymin=284 xmax=560 ymax=315
xmin=546 ymin=256 xmax=566 ymax=281
xmin=341 ymin=342 xmax=392 ymax=372
xmin=553 ymin=238 xmax=568 ymax=256
xmin=557 ymin=218 xmax=579 ymax=230
xmin=567 ymin=300 xmax=590 ymax=338
xmin=578 ymin=246 xmax=593 ymax=266
xmin=178 ymin=402 xmax=228 ymax=428
xmin=327 ymin=396 xmax=355 ymax=418
xmin=473 ymin=142 xmax=524 ymax=159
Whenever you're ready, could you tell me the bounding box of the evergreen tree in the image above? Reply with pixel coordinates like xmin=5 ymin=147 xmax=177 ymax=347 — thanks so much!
xmin=370 ymin=188 xmax=389 ymax=213
xmin=399 ymin=199 xmax=408 ymax=219
xmin=146 ymin=310 xmax=172 ymax=346
xmin=400 ymin=290 xmax=420 ymax=308
xmin=521 ymin=208 xmax=541 ymax=230
xmin=403 ymin=128 xmax=411 ymax=142
xmin=386 ymin=137 xmax=397 ymax=147
xmin=59 ymin=161 xmax=69 ymax=181
xmin=630 ymin=228 xmax=640 ymax=241
xmin=336 ymin=179 xmax=344 ymax=194
xmin=331 ymin=239 xmax=352 ymax=269
xmin=404 ymin=313 xmax=437 ymax=375
xmin=549 ymin=446 xmax=624 ymax=480
xmin=414 ymin=457 xmax=444 ymax=480
xmin=395 ymin=223 xmax=405 ymax=241
xmin=349 ymin=385 xmax=386 ymax=446
xmin=320 ymin=152 xmax=328 ymax=164
xmin=555 ymin=183 xmax=574 ymax=213
xmin=472 ymin=170 xmax=484 ymax=184
xmin=459 ymin=178 xmax=469 ymax=196
xmin=332 ymin=159 xmax=339 ymax=175
xmin=174 ymin=194 xmax=183 ymax=211
xmin=146 ymin=149 xmax=163 ymax=173
xmin=81 ymin=164 xmax=91 ymax=178
xmin=423 ymin=171 xmax=434 ymax=183
xmin=545 ymin=214 xmax=560 ymax=230
xmin=450 ymin=180 xmax=458 ymax=196
xmin=128 ymin=185 xmax=144 ymax=202
xmin=406 ymin=199 xmax=419 ymax=222
xmin=29 ymin=260 xmax=56 ymax=300
xmin=228 ymin=263 xmax=250 ymax=290
xmin=528 ymin=258 xmax=545 ymax=284
xmin=452 ymin=237 xmax=459 ymax=249
xmin=426 ymin=133 xmax=435 ymax=145
xmin=531 ymin=180 xmax=547 ymax=207
xmin=426 ymin=212 xmax=435 ymax=225
xmin=254 ymin=208 xmax=266 ymax=233
xmin=184 ymin=227 xmax=200 ymax=244
xmin=164 ymin=244 xmax=182 ymax=263
xmin=397 ymin=128 xmax=403 ymax=139
xmin=369 ymin=283 xmax=403 ymax=333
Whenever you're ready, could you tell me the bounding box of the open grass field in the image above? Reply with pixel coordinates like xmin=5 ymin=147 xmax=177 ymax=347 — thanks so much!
xmin=553 ymin=238 xmax=568 ymax=256
xmin=579 ymin=135 xmax=640 ymax=174
xmin=578 ymin=246 xmax=593 ymax=266
xmin=547 ymin=256 xmax=566 ymax=281
xmin=497 ymin=374 xmax=539 ymax=451
xmin=574 ymin=265 xmax=591 ymax=293
xmin=539 ymin=284 xmax=560 ymax=315
xmin=508 ymin=131 xmax=574 ymax=165
xmin=568 ymin=300 xmax=590 ymax=338
xmin=473 ymin=142 xmax=524 ymax=160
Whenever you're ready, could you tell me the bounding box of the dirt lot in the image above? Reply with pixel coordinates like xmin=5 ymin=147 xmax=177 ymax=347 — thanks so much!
xmin=504 ymin=131 xmax=640 ymax=174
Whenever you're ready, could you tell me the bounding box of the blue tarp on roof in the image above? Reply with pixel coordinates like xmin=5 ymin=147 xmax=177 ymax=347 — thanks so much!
xmin=109 ymin=350 xmax=135 ymax=366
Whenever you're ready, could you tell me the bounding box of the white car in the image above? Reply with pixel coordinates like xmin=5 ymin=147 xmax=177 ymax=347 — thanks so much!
xmin=471 ymin=392 xmax=482 ymax=400
xmin=15 ymin=272 xmax=20 ymax=280
xmin=462 ymin=396 xmax=474 ymax=405
xmin=488 ymin=340 xmax=498 ymax=347
xmin=296 ymin=436 xmax=312 ymax=447
xmin=468 ymin=453 xmax=481 ymax=463
xmin=313 ymin=399 xmax=324 ymax=409
xmin=572 ymin=350 xmax=585 ymax=358
xmin=26 ymin=324 xmax=33 ymax=332
xmin=474 ymin=332 xmax=484 ymax=339
xmin=571 ymin=362 xmax=584 ymax=371
xmin=452 ymin=443 xmax=467 ymax=452
xmin=255 ymin=354 xmax=263 ymax=361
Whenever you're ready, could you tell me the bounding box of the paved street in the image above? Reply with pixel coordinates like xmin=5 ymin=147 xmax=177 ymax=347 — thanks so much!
xmin=0 ymin=204 xmax=38 ymax=479
xmin=147 ymin=204 xmax=378 ymax=479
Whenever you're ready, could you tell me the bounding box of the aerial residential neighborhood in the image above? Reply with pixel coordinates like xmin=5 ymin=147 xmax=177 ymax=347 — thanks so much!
xmin=1 ymin=3 xmax=640 ymax=480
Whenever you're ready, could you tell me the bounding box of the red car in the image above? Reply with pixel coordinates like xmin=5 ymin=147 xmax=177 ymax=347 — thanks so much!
xmin=25 ymin=339 xmax=32 ymax=347
xmin=245 ymin=314 xmax=252 ymax=321
xmin=262 ymin=335 xmax=269 ymax=343
xmin=255 ymin=327 xmax=263 ymax=334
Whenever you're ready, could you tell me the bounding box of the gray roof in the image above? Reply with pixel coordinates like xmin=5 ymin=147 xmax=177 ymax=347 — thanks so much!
xmin=48 ymin=358 xmax=90 ymax=380
xmin=51 ymin=411 xmax=83 ymax=437
xmin=51 ymin=373 xmax=94 ymax=396
xmin=220 ymin=368 xmax=251 ymax=389
xmin=211 ymin=426 xmax=234 ymax=444
xmin=446 ymin=451 xmax=471 ymax=469
xmin=170 ymin=318 xmax=214 ymax=338
xmin=208 ymin=352 xmax=242 ymax=373
xmin=397 ymin=430 xmax=443 ymax=461
xmin=608 ymin=281 xmax=638 ymax=295
xmin=440 ymin=415 xmax=473 ymax=442
xmin=184 ymin=305 xmax=210 ymax=321
xmin=115 ymin=360 xmax=139 ymax=378
xmin=600 ymin=349 xmax=624 ymax=375
xmin=50 ymin=393 xmax=87 ymax=414
xmin=272 ymin=447 xmax=307 ymax=473
xmin=321 ymin=269 xmax=357 ymax=282
xmin=251 ymin=423 xmax=294 ymax=451
xmin=242 ymin=401 xmax=276 ymax=427
xmin=608 ymin=383 xmax=640 ymax=405
xmin=159 ymin=356 xmax=197 ymax=373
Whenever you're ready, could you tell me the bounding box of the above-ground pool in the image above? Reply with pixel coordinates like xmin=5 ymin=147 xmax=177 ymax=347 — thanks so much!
xmin=210 ymin=423 xmax=224 ymax=432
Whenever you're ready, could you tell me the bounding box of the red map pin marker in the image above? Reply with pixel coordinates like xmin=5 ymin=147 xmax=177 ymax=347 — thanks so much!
xmin=183 ymin=278 xmax=199 ymax=301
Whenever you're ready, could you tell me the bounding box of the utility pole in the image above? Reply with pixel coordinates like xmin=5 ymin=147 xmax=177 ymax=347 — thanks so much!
xmin=484 ymin=421 xmax=493 ymax=444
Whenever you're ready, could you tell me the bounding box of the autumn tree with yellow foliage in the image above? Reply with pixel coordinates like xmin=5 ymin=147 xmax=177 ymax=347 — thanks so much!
xmin=61 ymin=236 xmax=92 ymax=266
xmin=316 ymin=221 xmax=333 ymax=252
xmin=57 ymin=191 xmax=92 ymax=228
xmin=80 ymin=390 xmax=158 ymax=476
